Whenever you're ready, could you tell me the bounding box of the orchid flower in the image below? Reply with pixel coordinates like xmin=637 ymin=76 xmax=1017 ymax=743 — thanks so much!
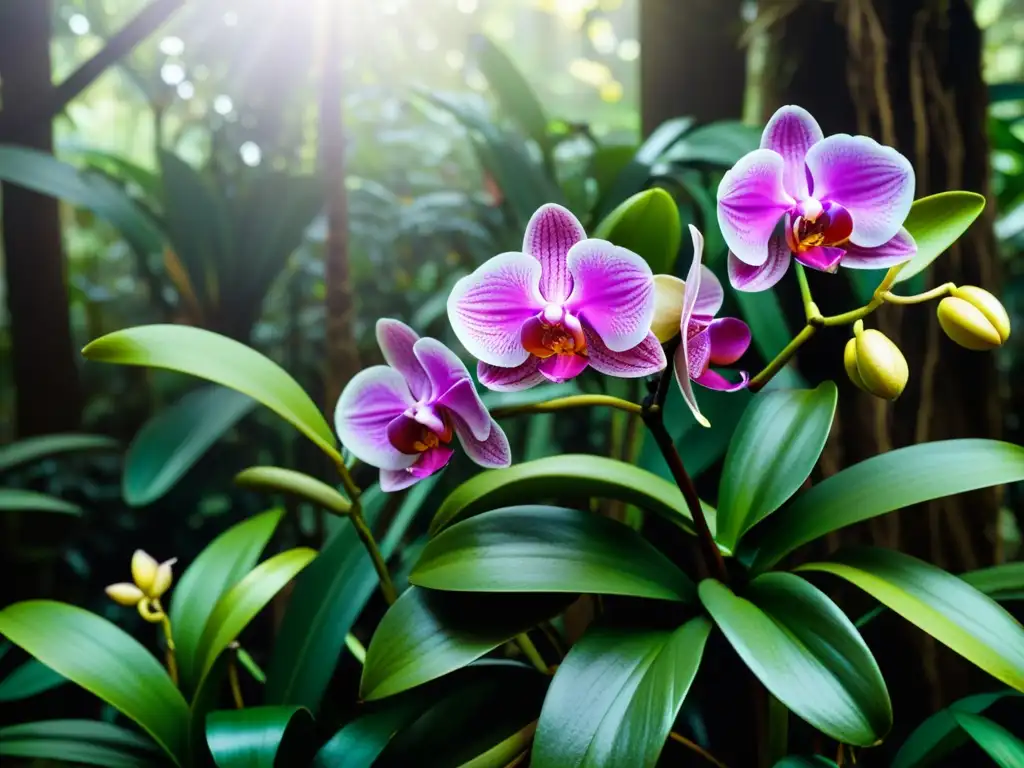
xmin=675 ymin=226 xmax=752 ymax=427
xmin=720 ymin=105 xmax=917 ymax=292
xmin=447 ymin=204 xmax=667 ymax=391
xmin=335 ymin=319 xmax=510 ymax=492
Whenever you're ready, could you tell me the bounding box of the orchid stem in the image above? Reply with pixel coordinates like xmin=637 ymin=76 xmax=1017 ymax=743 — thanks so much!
xmin=157 ymin=610 xmax=178 ymax=687
xmin=491 ymin=394 xmax=642 ymax=419
xmin=349 ymin=502 xmax=398 ymax=605
xmin=228 ymin=645 xmax=244 ymax=709
xmin=793 ymin=263 xmax=818 ymax=321
xmin=747 ymin=324 xmax=817 ymax=393
xmin=880 ymin=282 xmax=956 ymax=305
xmin=668 ymin=731 xmax=730 ymax=768
xmin=515 ymin=632 xmax=549 ymax=674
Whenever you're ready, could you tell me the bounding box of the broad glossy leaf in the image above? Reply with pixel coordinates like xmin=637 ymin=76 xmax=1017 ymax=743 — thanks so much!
xmin=124 ymin=386 xmax=255 ymax=506
xmin=961 ymin=562 xmax=1024 ymax=599
xmin=313 ymin=694 xmax=431 ymax=768
xmin=360 ymin=587 xmax=569 ymax=700
xmin=0 ymin=433 xmax=118 ymax=473
xmin=412 ymin=506 xmax=695 ymax=602
xmin=0 ymin=719 xmax=161 ymax=768
xmin=532 ymin=619 xmax=711 ymax=767
xmin=206 ymin=705 xmax=313 ymax=768
xmin=892 ymin=690 xmax=1022 ymax=768
xmin=430 ymin=454 xmax=709 ymax=537
xmin=0 ymin=658 xmax=66 ymax=701
xmin=0 ymin=489 xmax=81 ymax=515
xmin=715 ymin=382 xmax=837 ymax=549
xmin=235 ymin=465 xmax=350 ymax=515
xmin=82 ymin=325 xmax=338 ymax=459
xmin=698 ymin=577 xmax=891 ymax=746
xmin=798 ymin=548 xmax=1024 ymax=692
xmin=592 ymin=188 xmax=682 ymax=274
xmin=744 ymin=440 xmax=1024 ymax=573
xmin=0 ymin=601 xmax=189 ymax=763
xmin=773 ymin=758 xmax=839 ymax=768
xmin=170 ymin=509 xmax=285 ymax=695
xmin=954 ymin=713 xmax=1024 ymax=768
xmin=195 ymin=548 xmax=317 ymax=682
xmin=893 ymin=192 xmax=987 ymax=284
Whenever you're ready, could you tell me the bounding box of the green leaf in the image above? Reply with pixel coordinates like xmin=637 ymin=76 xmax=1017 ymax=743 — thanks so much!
xmin=0 ymin=433 xmax=118 ymax=473
xmin=773 ymin=758 xmax=839 ymax=768
xmin=663 ymin=120 xmax=761 ymax=167
xmin=532 ymin=619 xmax=711 ymax=767
xmin=206 ymin=706 xmax=313 ymax=768
xmin=412 ymin=506 xmax=695 ymax=602
xmin=954 ymin=713 xmax=1024 ymax=768
xmin=0 ymin=720 xmax=162 ymax=768
xmin=195 ymin=548 xmax=317 ymax=684
xmin=430 ymin=454 xmax=710 ymax=538
xmin=360 ymin=586 xmax=569 ymax=700
xmin=313 ymin=695 xmax=431 ymax=768
xmin=592 ymin=188 xmax=682 ymax=274
xmin=715 ymin=382 xmax=837 ymax=549
xmin=235 ymin=465 xmax=351 ymax=516
xmin=0 ymin=601 xmax=189 ymax=764
xmin=743 ymin=439 xmax=1024 ymax=573
xmin=798 ymin=548 xmax=1024 ymax=693
xmin=698 ymin=576 xmax=892 ymax=746
xmin=892 ymin=690 xmax=1022 ymax=768
xmin=82 ymin=325 xmax=338 ymax=459
xmin=893 ymin=192 xmax=987 ymax=284
xmin=169 ymin=509 xmax=285 ymax=695
xmin=961 ymin=562 xmax=1024 ymax=599
xmin=0 ymin=658 xmax=66 ymax=702
xmin=123 ymin=385 xmax=255 ymax=507
xmin=0 ymin=489 xmax=81 ymax=515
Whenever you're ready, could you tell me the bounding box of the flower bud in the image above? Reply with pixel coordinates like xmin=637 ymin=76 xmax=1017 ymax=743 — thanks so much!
xmin=105 ymin=583 xmax=144 ymax=607
xmin=849 ymin=321 xmax=909 ymax=400
xmin=843 ymin=338 xmax=867 ymax=392
xmin=937 ymin=286 xmax=1011 ymax=351
xmin=151 ymin=558 xmax=177 ymax=599
xmin=651 ymin=274 xmax=685 ymax=343
xmin=131 ymin=550 xmax=159 ymax=594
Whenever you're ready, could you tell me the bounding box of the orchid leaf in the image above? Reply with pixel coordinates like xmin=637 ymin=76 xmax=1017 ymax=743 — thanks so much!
xmin=0 ymin=658 xmax=66 ymax=702
xmin=0 ymin=433 xmax=118 ymax=473
xmin=953 ymin=713 xmax=1024 ymax=768
xmin=0 ymin=720 xmax=162 ymax=768
xmin=205 ymin=705 xmax=313 ymax=768
xmin=0 ymin=489 xmax=81 ymax=515
xmin=592 ymin=187 xmax=682 ymax=274
xmin=894 ymin=192 xmax=987 ymax=284
xmin=234 ymin=465 xmax=351 ymax=516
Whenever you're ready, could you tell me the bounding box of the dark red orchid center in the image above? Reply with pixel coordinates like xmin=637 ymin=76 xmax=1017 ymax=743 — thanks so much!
xmin=785 ymin=201 xmax=853 ymax=253
xmin=386 ymin=410 xmax=453 ymax=456
xmin=521 ymin=304 xmax=588 ymax=360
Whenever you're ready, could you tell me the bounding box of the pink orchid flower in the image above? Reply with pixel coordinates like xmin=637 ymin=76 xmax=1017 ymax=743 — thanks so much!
xmin=334 ymin=319 xmax=510 ymax=492
xmin=447 ymin=203 xmax=667 ymax=391
xmin=719 ymin=105 xmax=917 ymax=292
xmin=675 ymin=226 xmax=752 ymax=427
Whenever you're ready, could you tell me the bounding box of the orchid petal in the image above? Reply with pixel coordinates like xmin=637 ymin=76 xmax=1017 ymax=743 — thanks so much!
xmin=695 ymin=368 xmax=750 ymax=392
xmin=436 ymin=378 xmax=491 ymax=441
xmin=335 ymin=366 xmax=417 ymax=471
xmin=728 ymin=236 xmax=791 ymax=292
xmin=380 ymin=468 xmax=421 ymax=493
xmin=538 ymin=353 xmax=590 ymax=383
xmin=564 ymin=239 xmax=655 ymax=353
xmin=412 ymin=338 xmax=490 ymax=440
xmin=717 ymin=149 xmax=795 ymax=266
xmin=410 ymin=446 xmax=454 ymax=478
xmin=686 ymin=326 xmax=712 ymax=379
xmin=761 ymin=105 xmax=823 ymax=200
xmin=523 ymin=203 xmax=587 ymax=303
xmin=375 ymin=319 xmax=428 ymax=400
xmin=447 ymin=252 xmax=545 ymax=367
xmin=584 ymin=328 xmax=666 ymax=378
xmin=679 ymin=225 xmax=705 ymax=337
xmin=841 ymin=227 xmax=917 ymax=269
xmin=673 ymin=344 xmax=709 ymax=429
xmin=452 ymin=413 xmax=511 ymax=469
xmin=794 ymin=245 xmax=845 ymax=273
xmin=805 ymin=134 xmax=915 ymax=248
xmin=694 ymin=265 xmax=724 ymax=317
xmin=477 ymin=358 xmax=546 ymax=392
xmin=708 ymin=317 xmax=752 ymax=366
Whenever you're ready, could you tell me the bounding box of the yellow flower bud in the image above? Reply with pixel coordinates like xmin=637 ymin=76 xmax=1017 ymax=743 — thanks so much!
xmin=105 ymin=582 xmax=144 ymax=607
xmin=151 ymin=558 xmax=177 ymax=599
xmin=937 ymin=286 xmax=1011 ymax=351
xmin=131 ymin=550 xmax=159 ymax=594
xmin=851 ymin=321 xmax=909 ymax=401
xmin=843 ymin=337 xmax=867 ymax=392
xmin=651 ymin=274 xmax=686 ymax=343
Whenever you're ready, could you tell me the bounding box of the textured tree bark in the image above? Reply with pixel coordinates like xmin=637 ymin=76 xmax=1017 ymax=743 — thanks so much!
xmin=639 ymin=0 xmax=747 ymax=133
xmin=0 ymin=0 xmax=82 ymax=436
xmin=764 ymin=0 xmax=1002 ymax=733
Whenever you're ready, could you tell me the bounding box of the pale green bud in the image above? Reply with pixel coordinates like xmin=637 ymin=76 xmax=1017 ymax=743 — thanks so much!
xmin=937 ymin=286 xmax=1011 ymax=351
xmin=849 ymin=320 xmax=909 ymax=401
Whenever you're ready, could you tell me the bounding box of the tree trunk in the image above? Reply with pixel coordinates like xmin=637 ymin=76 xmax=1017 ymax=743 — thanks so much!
xmin=763 ymin=0 xmax=1002 ymax=737
xmin=639 ymin=0 xmax=747 ymax=133
xmin=0 ymin=0 xmax=82 ymax=436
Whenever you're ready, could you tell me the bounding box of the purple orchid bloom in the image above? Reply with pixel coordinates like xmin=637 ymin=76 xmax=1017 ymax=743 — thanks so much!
xmin=447 ymin=204 xmax=667 ymax=391
xmin=719 ymin=105 xmax=917 ymax=292
xmin=334 ymin=319 xmax=510 ymax=492
xmin=675 ymin=226 xmax=752 ymax=427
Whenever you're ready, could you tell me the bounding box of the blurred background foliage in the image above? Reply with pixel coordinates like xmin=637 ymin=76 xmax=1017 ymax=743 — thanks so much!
xmin=1 ymin=0 xmax=1024 ymax=764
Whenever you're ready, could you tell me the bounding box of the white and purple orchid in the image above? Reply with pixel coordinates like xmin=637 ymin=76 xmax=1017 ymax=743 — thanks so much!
xmin=447 ymin=203 xmax=667 ymax=391
xmin=334 ymin=319 xmax=510 ymax=492
xmin=675 ymin=226 xmax=752 ymax=427
xmin=720 ymin=105 xmax=917 ymax=292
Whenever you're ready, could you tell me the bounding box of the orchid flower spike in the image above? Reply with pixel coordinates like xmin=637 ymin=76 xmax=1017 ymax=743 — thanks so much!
xmin=106 ymin=549 xmax=177 ymax=622
xmin=720 ymin=105 xmax=917 ymax=292
xmin=447 ymin=203 xmax=667 ymax=391
xmin=674 ymin=226 xmax=752 ymax=427
xmin=335 ymin=319 xmax=510 ymax=492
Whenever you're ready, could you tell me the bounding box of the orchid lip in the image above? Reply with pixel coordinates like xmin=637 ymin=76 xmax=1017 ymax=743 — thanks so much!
xmin=386 ymin=412 xmax=453 ymax=456
xmin=520 ymin=307 xmax=588 ymax=360
xmin=785 ymin=201 xmax=854 ymax=254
